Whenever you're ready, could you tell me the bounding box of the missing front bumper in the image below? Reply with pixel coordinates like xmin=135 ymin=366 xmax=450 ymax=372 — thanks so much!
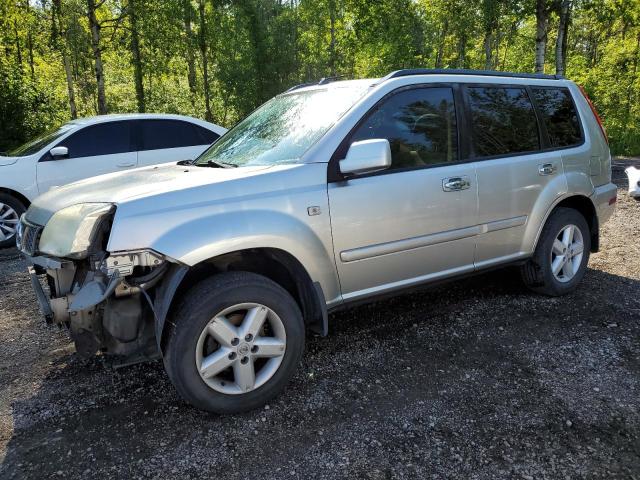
xmin=23 ymin=252 xmax=166 ymax=362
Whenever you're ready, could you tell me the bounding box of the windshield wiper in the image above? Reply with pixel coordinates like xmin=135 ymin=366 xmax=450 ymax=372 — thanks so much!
xmin=204 ymin=159 xmax=238 ymax=168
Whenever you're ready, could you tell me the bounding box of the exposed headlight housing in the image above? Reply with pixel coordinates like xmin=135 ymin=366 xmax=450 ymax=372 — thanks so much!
xmin=38 ymin=203 xmax=115 ymax=259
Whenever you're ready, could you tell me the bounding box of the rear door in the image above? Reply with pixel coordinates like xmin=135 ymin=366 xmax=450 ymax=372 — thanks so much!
xmin=37 ymin=121 xmax=137 ymax=193
xmin=328 ymin=85 xmax=479 ymax=301
xmin=136 ymin=119 xmax=219 ymax=166
xmin=468 ymin=84 xmax=567 ymax=267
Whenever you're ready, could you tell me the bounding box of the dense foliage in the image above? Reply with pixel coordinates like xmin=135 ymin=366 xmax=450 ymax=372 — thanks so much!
xmin=0 ymin=0 xmax=638 ymax=155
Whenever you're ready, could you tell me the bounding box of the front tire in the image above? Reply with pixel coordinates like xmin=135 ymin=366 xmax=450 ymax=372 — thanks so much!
xmin=521 ymin=207 xmax=591 ymax=296
xmin=163 ymin=271 xmax=305 ymax=413
xmin=0 ymin=193 xmax=25 ymax=249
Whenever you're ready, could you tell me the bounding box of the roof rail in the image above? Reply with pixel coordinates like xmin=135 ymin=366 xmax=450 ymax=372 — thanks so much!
xmin=380 ymin=68 xmax=564 ymax=83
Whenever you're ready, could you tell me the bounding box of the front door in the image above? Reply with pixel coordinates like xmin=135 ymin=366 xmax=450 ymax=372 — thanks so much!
xmin=37 ymin=121 xmax=137 ymax=193
xmin=328 ymin=86 xmax=478 ymax=302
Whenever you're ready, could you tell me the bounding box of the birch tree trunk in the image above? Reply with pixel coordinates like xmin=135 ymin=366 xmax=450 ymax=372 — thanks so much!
xmin=484 ymin=31 xmax=493 ymax=70
xmin=435 ymin=19 xmax=447 ymax=68
xmin=555 ymin=0 xmax=571 ymax=76
xmin=535 ymin=0 xmax=549 ymax=73
xmin=62 ymin=52 xmax=78 ymax=119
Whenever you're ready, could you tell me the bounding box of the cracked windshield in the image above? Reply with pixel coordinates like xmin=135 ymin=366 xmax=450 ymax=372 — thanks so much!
xmin=195 ymin=83 xmax=369 ymax=167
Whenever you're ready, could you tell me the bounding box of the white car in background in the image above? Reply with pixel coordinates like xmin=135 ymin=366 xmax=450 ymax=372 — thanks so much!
xmin=0 ymin=113 xmax=226 ymax=247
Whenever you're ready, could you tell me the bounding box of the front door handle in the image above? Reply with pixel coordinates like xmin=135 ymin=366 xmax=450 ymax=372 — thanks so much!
xmin=538 ymin=163 xmax=556 ymax=176
xmin=442 ymin=176 xmax=471 ymax=192
xmin=117 ymin=162 xmax=136 ymax=168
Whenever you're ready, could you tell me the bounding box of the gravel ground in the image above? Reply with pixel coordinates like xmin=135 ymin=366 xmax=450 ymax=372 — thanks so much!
xmin=1 ymin=159 xmax=639 ymax=479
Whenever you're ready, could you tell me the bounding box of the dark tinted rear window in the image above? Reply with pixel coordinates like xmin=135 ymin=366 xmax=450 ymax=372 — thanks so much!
xmin=140 ymin=120 xmax=212 ymax=151
xmin=58 ymin=121 xmax=132 ymax=158
xmin=467 ymin=87 xmax=540 ymax=157
xmin=531 ymin=87 xmax=582 ymax=147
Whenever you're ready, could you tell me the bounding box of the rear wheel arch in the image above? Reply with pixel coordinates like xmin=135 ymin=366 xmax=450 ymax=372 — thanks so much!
xmin=536 ymin=194 xmax=599 ymax=253
xmin=158 ymin=248 xmax=327 ymax=354
xmin=522 ymin=206 xmax=591 ymax=296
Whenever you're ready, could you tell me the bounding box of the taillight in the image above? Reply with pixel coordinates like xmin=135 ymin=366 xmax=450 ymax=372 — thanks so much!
xmin=578 ymin=84 xmax=608 ymax=144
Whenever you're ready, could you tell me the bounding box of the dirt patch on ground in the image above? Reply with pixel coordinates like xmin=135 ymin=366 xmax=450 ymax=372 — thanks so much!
xmin=0 ymin=160 xmax=638 ymax=479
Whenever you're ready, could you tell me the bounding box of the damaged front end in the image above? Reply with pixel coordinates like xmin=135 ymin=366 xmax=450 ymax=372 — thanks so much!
xmin=17 ymin=205 xmax=184 ymax=366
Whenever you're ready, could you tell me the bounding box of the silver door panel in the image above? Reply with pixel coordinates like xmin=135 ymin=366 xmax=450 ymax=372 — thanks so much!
xmin=329 ymin=164 xmax=478 ymax=297
xmin=474 ymin=152 xmax=566 ymax=263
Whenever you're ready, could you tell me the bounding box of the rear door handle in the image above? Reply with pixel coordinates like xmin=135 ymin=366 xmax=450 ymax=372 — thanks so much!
xmin=442 ymin=176 xmax=471 ymax=192
xmin=538 ymin=163 xmax=556 ymax=176
xmin=117 ymin=162 xmax=136 ymax=168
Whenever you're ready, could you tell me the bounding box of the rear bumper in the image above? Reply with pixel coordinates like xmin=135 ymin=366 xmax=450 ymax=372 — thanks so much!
xmin=591 ymin=182 xmax=617 ymax=226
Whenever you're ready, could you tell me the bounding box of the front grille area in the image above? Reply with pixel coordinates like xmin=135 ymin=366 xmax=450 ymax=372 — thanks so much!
xmin=17 ymin=217 xmax=43 ymax=256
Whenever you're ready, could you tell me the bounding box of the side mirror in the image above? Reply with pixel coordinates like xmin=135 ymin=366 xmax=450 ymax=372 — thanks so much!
xmin=339 ymin=139 xmax=391 ymax=176
xmin=49 ymin=146 xmax=69 ymax=159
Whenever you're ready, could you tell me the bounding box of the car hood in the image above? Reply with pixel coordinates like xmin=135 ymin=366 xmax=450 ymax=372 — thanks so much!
xmin=26 ymin=163 xmax=274 ymax=225
xmin=0 ymin=155 xmax=19 ymax=166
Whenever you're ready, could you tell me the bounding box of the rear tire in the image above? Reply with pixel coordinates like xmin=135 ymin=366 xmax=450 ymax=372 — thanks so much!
xmin=163 ymin=271 xmax=305 ymax=414
xmin=0 ymin=193 xmax=25 ymax=249
xmin=521 ymin=207 xmax=591 ymax=296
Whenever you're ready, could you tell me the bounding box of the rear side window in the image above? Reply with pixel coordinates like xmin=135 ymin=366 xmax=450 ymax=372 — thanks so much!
xmin=467 ymin=87 xmax=540 ymax=158
xmin=57 ymin=121 xmax=132 ymax=158
xmin=140 ymin=120 xmax=211 ymax=151
xmin=351 ymin=87 xmax=458 ymax=170
xmin=531 ymin=87 xmax=582 ymax=147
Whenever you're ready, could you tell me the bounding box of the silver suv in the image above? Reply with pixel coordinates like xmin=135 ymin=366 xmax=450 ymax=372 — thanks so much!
xmin=17 ymin=70 xmax=617 ymax=413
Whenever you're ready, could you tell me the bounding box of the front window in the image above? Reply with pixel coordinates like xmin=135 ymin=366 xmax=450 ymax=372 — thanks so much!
xmin=57 ymin=122 xmax=132 ymax=158
xmin=6 ymin=124 xmax=76 ymax=157
xmin=195 ymin=84 xmax=369 ymax=167
xmin=351 ymin=87 xmax=459 ymax=169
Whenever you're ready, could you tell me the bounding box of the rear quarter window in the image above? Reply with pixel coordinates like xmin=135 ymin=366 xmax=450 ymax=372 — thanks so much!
xmin=531 ymin=87 xmax=582 ymax=148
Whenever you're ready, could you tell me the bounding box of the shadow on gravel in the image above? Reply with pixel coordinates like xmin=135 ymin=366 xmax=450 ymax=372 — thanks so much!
xmin=2 ymin=264 xmax=639 ymax=479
